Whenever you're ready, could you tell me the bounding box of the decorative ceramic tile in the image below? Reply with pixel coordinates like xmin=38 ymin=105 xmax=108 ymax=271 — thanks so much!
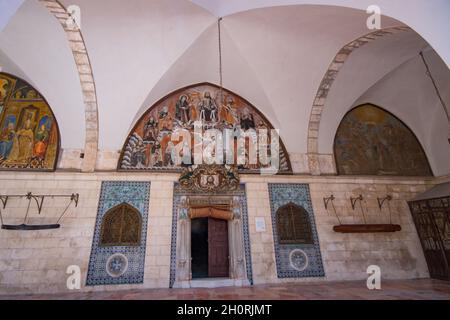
xmin=86 ymin=181 xmax=151 ymax=286
xmin=170 ymin=184 xmax=253 ymax=287
xmin=268 ymin=184 xmax=325 ymax=278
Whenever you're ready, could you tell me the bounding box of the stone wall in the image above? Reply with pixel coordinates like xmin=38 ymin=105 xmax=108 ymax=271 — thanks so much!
xmin=0 ymin=172 xmax=433 ymax=294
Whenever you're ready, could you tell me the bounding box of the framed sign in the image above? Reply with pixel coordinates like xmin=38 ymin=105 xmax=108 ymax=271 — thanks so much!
xmin=255 ymin=217 xmax=266 ymax=233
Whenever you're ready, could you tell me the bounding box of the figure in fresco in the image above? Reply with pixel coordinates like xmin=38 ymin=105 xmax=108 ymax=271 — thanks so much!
xmin=34 ymin=123 xmax=50 ymax=159
xmin=130 ymin=140 xmax=147 ymax=168
xmin=175 ymin=95 xmax=191 ymax=125
xmin=26 ymin=89 xmax=38 ymax=100
xmin=0 ymin=79 xmax=10 ymax=102
xmin=181 ymin=141 xmax=192 ymax=166
xmin=164 ymin=141 xmax=175 ymax=167
xmin=220 ymin=97 xmax=239 ymax=126
xmin=198 ymin=92 xmax=218 ymax=123
xmin=14 ymin=90 xmax=23 ymax=100
xmin=151 ymin=142 xmax=163 ymax=167
xmin=158 ymin=106 xmax=173 ymax=132
xmin=6 ymin=118 xmax=34 ymax=164
xmin=240 ymin=107 xmax=255 ymax=130
xmin=143 ymin=116 xmax=158 ymax=144
xmin=0 ymin=122 xmax=16 ymax=160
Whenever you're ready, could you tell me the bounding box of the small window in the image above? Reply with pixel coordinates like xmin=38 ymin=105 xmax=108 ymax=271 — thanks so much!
xmin=100 ymin=203 xmax=142 ymax=247
xmin=276 ymin=203 xmax=313 ymax=245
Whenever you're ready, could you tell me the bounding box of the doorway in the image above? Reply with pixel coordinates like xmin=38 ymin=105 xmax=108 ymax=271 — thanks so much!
xmin=409 ymin=197 xmax=450 ymax=281
xmin=191 ymin=217 xmax=229 ymax=279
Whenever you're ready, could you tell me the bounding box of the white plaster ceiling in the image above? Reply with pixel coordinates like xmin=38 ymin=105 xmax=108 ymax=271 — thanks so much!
xmin=0 ymin=0 xmax=449 ymax=174
xmin=190 ymin=0 xmax=450 ymax=67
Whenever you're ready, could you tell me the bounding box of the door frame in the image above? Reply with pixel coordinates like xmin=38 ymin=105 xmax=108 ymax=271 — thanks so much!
xmin=174 ymin=196 xmax=250 ymax=288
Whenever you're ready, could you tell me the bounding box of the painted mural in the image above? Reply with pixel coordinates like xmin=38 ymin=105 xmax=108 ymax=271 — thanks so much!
xmin=119 ymin=83 xmax=291 ymax=173
xmin=334 ymin=104 xmax=432 ymax=176
xmin=0 ymin=73 xmax=59 ymax=171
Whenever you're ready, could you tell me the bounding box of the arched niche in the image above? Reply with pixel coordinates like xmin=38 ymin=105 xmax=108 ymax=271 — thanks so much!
xmin=100 ymin=203 xmax=142 ymax=247
xmin=118 ymin=83 xmax=292 ymax=174
xmin=276 ymin=202 xmax=313 ymax=245
xmin=0 ymin=72 xmax=60 ymax=171
xmin=334 ymin=104 xmax=433 ymax=176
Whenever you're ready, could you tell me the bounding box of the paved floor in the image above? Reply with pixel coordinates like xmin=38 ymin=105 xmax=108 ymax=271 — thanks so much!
xmin=2 ymin=279 xmax=450 ymax=300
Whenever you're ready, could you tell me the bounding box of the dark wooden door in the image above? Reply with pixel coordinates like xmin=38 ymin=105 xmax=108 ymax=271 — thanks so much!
xmin=208 ymin=218 xmax=229 ymax=278
xmin=409 ymin=199 xmax=450 ymax=280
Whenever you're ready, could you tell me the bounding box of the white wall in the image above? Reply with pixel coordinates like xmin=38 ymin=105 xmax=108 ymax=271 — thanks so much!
xmin=0 ymin=0 xmax=24 ymax=32
xmin=0 ymin=172 xmax=431 ymax=294
xmin=192 ymin=0 xmax=450 ymax=68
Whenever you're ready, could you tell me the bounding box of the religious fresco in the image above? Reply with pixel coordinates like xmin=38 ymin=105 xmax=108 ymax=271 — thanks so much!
xmin=119 ymin=83 xmax=292 ymax=173
xmin=0 ymin=73 xmax=59 ymax=171
xmin=334 ymin=104 xmax=432 ymax=176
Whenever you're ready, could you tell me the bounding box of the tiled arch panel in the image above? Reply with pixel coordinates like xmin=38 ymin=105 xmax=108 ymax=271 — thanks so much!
xmin=268 ymin=183 xmax=325 ymax=278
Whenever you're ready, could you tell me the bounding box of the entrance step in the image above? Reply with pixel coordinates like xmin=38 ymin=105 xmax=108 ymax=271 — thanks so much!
xmin=175 ymin=278 xmax=250 ymax=289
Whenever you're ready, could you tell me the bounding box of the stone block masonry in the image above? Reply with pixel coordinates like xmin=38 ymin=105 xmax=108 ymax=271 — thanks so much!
xmin=0 ymin=172 xmax=433 ymax=294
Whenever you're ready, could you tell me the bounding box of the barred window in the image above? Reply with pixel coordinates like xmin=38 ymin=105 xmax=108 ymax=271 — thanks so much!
xmin=276 ymin=203 xmax=313 ymax=244
xmin=100 ymin=203 xmax=142 ymax=247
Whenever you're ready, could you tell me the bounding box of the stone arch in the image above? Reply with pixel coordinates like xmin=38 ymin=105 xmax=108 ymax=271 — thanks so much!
xmin=306 ymin=26 xmax=411 ymax=175
xmin=0 ymin=72 xmax=61 ymax=171
xmin=39 ymin=0 xmax=98 ymax=172
xmin=333 ymin=103 xmax=433 ymax=176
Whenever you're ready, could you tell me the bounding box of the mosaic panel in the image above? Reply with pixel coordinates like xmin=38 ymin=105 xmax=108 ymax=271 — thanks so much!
xmin=334 ymin=104 xmax=432 ymax=176
xmin=0 ymin=73 xmax=59 ymax=171
xmin=268 ymin=183 xmax=325 ymax=278
xmin=170 ymin=184 xmax=253 ymax=287
xmin=86 ymin=181 xmax=150 ymax=286
xmin=118 ymin=83 xmax=291 ymax=173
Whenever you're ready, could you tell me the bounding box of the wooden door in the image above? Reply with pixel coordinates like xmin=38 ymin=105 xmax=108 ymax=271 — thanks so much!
xmin=409 ymin=199 xmax=450 ymax=280
xmin=208 ymin=218 xmax=229 ymax=278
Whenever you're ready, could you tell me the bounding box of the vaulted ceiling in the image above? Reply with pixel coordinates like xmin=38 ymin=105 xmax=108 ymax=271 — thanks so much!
xmin=0 ymin=0 xmax=449 ymax=174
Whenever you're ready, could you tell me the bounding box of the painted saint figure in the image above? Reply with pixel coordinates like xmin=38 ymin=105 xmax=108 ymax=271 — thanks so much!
xmin=130 ymin=140 xmax=147 ymax=168
xmin=158 ymin=106 xmax=173 ymax=131
xmin=198 ymin=92 xmax=218 ymax=123
xmin=6 ymin=118 xmax=34 ymax=164
xmin=34 ymin=123 xmax=50 ymax=159
xmin=143 ymin=116 xmax=158 ymax=143
xmin=220 ymin=97 xmax=239 ymax=126
xmin=240 ymin=107 xmax=255 ymax=130
xmin=164 ymin=141 xmax=175 ymax=167
xmin=0 ymin=122 xmax=15 ymax=160
xmin=175 ymin=95 xmax=191 ymax=125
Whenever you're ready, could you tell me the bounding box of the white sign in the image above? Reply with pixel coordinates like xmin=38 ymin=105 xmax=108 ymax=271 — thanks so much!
xmin=255 ymin=217 xmax=266 ymax=232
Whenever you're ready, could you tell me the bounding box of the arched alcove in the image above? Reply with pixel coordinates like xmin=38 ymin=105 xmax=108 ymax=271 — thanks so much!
xmin=100 ymin=203 xmax=142 ymax=247
xmin=276 ymin=203 xmax=313 ymax=245
xmin=0 ymin=72 xmax=60 ymax=171
xmin=118 ymin=83 xmax=292 ymax=173
xmin=334 ymin=104 xmax=432 ymax=176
